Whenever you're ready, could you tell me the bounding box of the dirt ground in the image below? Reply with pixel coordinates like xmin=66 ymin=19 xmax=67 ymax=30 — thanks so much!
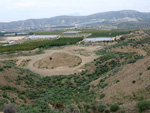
xmin=0 ymin=45 xmax=99 ymax=76
xmin=88 ymin=56 xmax=150 ymax=112
xmin=33 ymin=52 xmax=82 ymax=69
xmin=6 ymin=36 xmax=26 ymax=41
xmin=102 ymin=56 xmax=150 ymax=103
xmin=0 ymin=36 xmax=26 ymax=43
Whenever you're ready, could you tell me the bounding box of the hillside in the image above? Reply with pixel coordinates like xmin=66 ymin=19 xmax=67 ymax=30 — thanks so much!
xmin=0 ymin=31 xmax=150 ymax=112
xmin=0 ymin=10 xmax=150 ymax=31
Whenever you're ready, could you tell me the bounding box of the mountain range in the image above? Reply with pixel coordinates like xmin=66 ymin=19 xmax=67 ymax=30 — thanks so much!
xmin=0 ymin=10 xmax=150 ymax=31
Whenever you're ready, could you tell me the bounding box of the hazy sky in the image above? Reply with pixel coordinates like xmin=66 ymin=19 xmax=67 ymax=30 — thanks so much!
xmin=0 ymin=0 xmax=149 ymax=22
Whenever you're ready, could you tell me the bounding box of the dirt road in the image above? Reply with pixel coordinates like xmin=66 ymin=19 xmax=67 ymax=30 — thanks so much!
xmin=0 ymin=45 xmax=99 ymax=76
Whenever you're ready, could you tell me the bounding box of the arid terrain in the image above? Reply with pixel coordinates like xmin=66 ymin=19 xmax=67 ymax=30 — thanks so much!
xmin=0 ymin=45 xmax=99 ymax=76
xmin=0 ymin=31 xmax=150 ymax=113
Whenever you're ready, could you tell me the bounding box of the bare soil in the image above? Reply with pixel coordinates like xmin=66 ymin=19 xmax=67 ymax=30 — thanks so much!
xmin=0 ymin=45 xmax=99 ymax=76
xmin=33 ymin=52 xmax=82 ymax=69
xmin=111 ymin=46 xmax=147 ymax=56
xmin=99 ymin=56 xmax=150 ymax=112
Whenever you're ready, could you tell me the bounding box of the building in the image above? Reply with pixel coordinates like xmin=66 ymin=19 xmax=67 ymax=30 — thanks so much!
xmin=5 ymin=33 xmax=16 ymax=36
xmin=28 ymin=35 xmax=60 ymax=39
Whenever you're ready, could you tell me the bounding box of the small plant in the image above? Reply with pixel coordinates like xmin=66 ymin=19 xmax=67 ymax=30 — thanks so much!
xmin=100 ymin=79 xmax=105 ymax=82
xmin=100 ymin=93 xmax=105 ymax=99
xmin=105 ymin=109 xmax=110 ymax=113
xmin=3 ymin=92 xmax=8 ymax=99
xmin=10 ymin=98 xmax=16 ymax=103
xmin=35 ymin=48 xmax=44 ymax=54
xmin=139 ymin=96 xmax=144 ymax=101
xmin=0 ymin=66 xmax=4 ymax=71
xmin=49 ymin=57 xmax=52 ymax=60
xmin=110 ymin=104 xmax=119 ymax=112
xmin=120 ymin=109 xmax=125 ymax=113
xmin=115 ymin=80 xmax=120 ymax=83
xmin=18 ymin=95 xmax=25 ymax=100
xmin=139 ymin=73 xmax=142 ymax=76
xmin=147 ymin=66 xmax=150 ymax=70
xmin=132 ymin=80 xmax=136 ymax=84
xmin=120 ymin=36 xmax=125 ymax=41
xmin=97 ymin=101 xmax=106 ymax=112
xmin=98 ymin=83 xmax=108 ymax=89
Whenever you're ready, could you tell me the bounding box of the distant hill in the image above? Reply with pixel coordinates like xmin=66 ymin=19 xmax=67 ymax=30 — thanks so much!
xmin=0 ymin=10 xmax=150 ymax=31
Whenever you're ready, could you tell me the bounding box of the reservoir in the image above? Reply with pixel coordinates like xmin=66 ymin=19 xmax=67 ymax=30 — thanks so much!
xmin=84 ymin=37 xmax=112 ymax=41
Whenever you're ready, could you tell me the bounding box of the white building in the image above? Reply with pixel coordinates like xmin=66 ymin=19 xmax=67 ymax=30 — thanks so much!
xmin=28 ymin=35 xmax=59 ymax=39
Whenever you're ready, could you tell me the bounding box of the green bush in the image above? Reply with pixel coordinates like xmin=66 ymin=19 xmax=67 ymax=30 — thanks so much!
xmin=97 ymin=102 xmax=106 ymax=112
xmin=100 ymin=93 xmax=105 ymax=99
xmin=105 ymin=109 xmax=110 ymax=113
xmin=137 ymin=100 xmax=150 ymax=112
xmin=18 ymin=95 xmax=25 ymax=100
xmin=98 ymin=83 xmax=108 ymax=89
xmin=0 ymin=66 xmax=4 ymax=71
xmin=0 ymin=99 xmax=8 ymax=106
xmin=0 ymin=99 xmax=8 ymax=110
xmin=10 ymin=98 xmax=16 ymax=103
xmin=120 ymin=108 xmax=125 ymax=113
xmin=35 ymin=48 xmax=44 ymax=54
xmin=132 ymin=80 xmax=136 ymax=84
xmin=147 ymin=67 xmax=150 ymax=70
xmin=3 ymin=92 xmax=8 ymax=99
xmin=120 ymin=36 xmax=125 ymax=40
xmin=110 ymin=104 xmax=119 ymax=112
xmin=115 ymin=80 xmax=120 ymax=83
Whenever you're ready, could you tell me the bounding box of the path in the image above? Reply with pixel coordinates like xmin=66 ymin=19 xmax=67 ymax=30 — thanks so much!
xmin=0 ymin=45 xmax=100 ymax=76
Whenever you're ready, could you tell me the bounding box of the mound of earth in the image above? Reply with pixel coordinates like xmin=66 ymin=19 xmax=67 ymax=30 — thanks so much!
xmin=33 ymin=52 xmax=82 ymax=69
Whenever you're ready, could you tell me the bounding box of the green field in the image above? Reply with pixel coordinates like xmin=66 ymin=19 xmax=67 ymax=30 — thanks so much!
xmin=81 ymin=29 xmax=133 ymax=37
xmin=0 ymin=37 xmax=83 ymax=53
xmin=33 ymin=29 xmax=150 ymax=38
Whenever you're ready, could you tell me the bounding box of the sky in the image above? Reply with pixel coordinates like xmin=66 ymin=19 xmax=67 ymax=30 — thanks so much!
xmin=0 ymin=0 xmax=149 ymax=22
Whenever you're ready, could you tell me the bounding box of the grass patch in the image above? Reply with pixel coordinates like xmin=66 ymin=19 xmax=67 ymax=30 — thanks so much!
xmin=138 ymin=100 xmax=150 ymax=112
xmin=110 ymin=104 xmax=119 ymax=112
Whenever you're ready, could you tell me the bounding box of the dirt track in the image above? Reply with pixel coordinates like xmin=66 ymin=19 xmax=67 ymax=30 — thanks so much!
xmin=0 ymin=45 xmax=99 ymax=76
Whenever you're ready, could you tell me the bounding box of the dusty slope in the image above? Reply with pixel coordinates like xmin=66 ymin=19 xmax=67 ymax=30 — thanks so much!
xmin=0 ymin=62 xmax=34 ymax=107
xmin=100 ymin=56 xmax=150 ymax=112
xmin=111 ymin=46 xmax=147 ymax=56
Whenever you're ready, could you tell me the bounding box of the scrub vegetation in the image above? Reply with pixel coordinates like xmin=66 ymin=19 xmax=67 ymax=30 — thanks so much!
xmin=0 ymin=31 xmax=150 ymax=113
